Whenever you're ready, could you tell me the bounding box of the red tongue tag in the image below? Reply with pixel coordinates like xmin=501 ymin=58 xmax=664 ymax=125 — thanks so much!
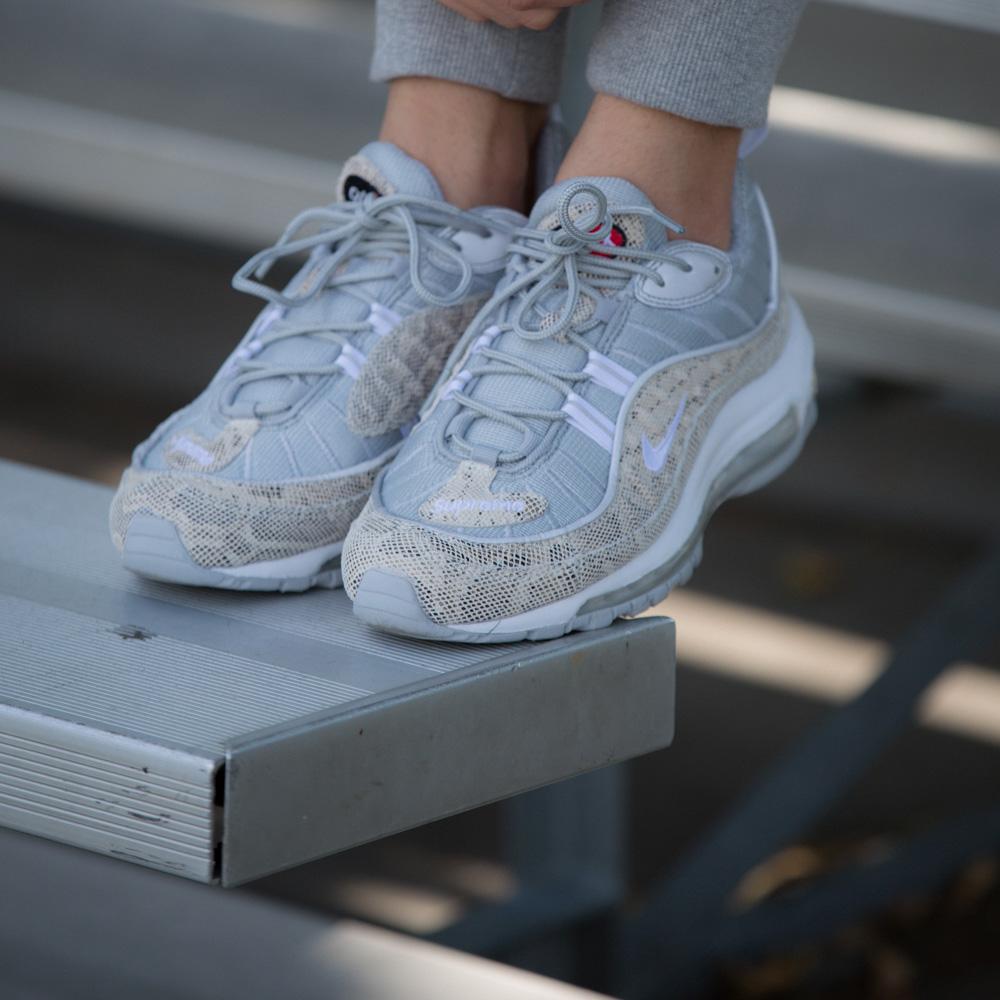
xmin=590 ymin=223 xmax=626 ymax=258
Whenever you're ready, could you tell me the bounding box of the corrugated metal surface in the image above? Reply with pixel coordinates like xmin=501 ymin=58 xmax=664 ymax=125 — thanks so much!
xmin=0 ymin=704 xmax=216 ymax=881
xmin=0 ymin=595 xmax=367 ymax=751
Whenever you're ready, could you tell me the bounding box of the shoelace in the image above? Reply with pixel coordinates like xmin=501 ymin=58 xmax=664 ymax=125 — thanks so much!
xmin=220 ymin=194 xmax=505 ymax=418
xmin=437 ymin=181 xmax=686 ymax=464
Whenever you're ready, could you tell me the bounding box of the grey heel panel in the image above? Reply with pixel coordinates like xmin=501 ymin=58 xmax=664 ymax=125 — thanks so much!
xmin=121 ymin=514 xmax=342 ymax=593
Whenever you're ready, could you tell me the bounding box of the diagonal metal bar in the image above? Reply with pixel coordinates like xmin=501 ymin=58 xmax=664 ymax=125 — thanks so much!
xmin=625 ymin=544 xmax=1000 ymax=999
xmin=714 ymin=803 xmax=1000 ymax=961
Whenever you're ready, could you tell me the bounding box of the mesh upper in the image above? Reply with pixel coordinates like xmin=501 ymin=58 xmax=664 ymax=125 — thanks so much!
xmin=346 ymin=296 xmax=488 ymax=437
xmin=375 ymin=165 xmax=772 ymax=540
xmin=456 ymin=179 xmax=654 ymax=457
xmin=343 ymin=302 xmax=790 ymax=622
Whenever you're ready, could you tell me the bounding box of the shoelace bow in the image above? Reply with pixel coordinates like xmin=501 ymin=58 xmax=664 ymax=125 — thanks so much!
xmin=439 ymin=181 xmax=686 ymax=464
xmin=221 ymin=194 xmax=504 ymax=418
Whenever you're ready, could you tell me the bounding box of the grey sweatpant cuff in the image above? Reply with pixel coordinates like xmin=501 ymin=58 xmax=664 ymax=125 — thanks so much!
xmin=371 ymin=1 xmax=568 ymax=104
xmin=372 ymin=0 xmax=807 ymax=129
xmin=586 ymin=0 xmax=808 ymax=129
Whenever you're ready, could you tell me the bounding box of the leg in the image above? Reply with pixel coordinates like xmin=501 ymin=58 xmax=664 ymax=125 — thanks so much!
xmin=380 ymin=79 xmax=547 ymax=212
xmin=558 ymin=0 xmax=808 ymax=247
xmin=371 ymin=0 xmax=569 ymax=212
xmin=557 ymin=98 xmax=741 ymax=248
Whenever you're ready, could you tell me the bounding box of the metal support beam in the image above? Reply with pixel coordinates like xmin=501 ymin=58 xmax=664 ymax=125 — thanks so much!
xmin=715 ymin=804 xmax=1000 ymax=961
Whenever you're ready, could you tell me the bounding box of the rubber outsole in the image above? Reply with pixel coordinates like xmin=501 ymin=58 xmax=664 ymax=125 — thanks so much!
xmin=121 ymin=514 xmax=342 ymax=592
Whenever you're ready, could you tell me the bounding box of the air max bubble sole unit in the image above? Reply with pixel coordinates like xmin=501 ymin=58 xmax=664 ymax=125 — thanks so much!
xmin=343 ymin=167 xmax=816 ymax=639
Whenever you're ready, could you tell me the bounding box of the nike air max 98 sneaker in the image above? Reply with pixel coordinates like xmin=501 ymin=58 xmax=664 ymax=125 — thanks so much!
xmin=343 ymin=166 xmax=816 ymax=640
xmin=110 ymin=142 xmax=522 ymax=590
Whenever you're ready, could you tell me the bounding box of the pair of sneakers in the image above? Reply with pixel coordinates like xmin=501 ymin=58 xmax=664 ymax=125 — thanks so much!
xmin=110 ymin=139 xmax=816 ymax=643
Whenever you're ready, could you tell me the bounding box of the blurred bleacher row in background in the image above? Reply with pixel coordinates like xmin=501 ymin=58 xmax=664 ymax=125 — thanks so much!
xmin=1 ymin=0 xmax=999 ymax=397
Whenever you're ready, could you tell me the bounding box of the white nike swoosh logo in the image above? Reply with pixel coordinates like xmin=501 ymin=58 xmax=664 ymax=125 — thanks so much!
xmin=641 ymin=395 xmax=687 ymax=473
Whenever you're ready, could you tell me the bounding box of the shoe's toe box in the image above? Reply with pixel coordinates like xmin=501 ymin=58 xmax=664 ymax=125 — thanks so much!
xmin=110 ymin=463 xmax=379 ymax=575
xmin=342 ymin=498 xmax=590 ymax=632
xmin=111 ymin=397 xmax=398 ymax=579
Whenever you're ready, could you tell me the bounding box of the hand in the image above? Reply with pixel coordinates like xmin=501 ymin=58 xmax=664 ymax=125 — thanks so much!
xmin=436 ymin=0 xmax=583 ymax=31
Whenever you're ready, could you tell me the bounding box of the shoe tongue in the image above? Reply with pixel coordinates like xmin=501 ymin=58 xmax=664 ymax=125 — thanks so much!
xmin=336 ymin=141 xmax=444 ymax=203
xmin=232 ymin=144 xmax=444 ymax=413
xmin=456 ymin=177 xmax=661 ymax=460
xmin=528 ymin=175 xmax=665 ymax=252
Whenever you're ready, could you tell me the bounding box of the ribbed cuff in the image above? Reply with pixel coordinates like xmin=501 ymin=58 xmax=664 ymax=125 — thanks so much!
xmin=587 ymin=0 xmax=807 ymax=129
xmin=372 ymin=0 xmax=568 ymax=104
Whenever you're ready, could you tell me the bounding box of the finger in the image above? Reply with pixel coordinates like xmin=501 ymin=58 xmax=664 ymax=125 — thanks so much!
xmin=510 ymin=0 xmax=586 ymax=8
xmin=455 ymin=0 xmax=523 ymax=27
xmin=437 ymin=0 xmax=494 ymax=23
xmin=437 ymin=0 xmax=561 ymax=30
xmin=518 ymin=8 xmax=562 ymax=29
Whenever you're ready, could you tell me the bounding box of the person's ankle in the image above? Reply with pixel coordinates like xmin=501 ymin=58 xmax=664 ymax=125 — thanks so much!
xmin=555 ymin=94 xmax=740 ymax=250
xmin=380 ymin=78 xmax=546 ymax=213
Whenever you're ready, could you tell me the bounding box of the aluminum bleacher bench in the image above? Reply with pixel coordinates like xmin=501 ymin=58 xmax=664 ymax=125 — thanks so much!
xmin=0 ymin=459 xmax=675 ymax=886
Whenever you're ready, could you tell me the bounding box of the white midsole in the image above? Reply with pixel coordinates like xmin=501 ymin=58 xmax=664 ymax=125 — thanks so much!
xmin=223 ymin=540 xmax=343 ymax=579
xmin=457 ymin=298 xmax=815 ymax=635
